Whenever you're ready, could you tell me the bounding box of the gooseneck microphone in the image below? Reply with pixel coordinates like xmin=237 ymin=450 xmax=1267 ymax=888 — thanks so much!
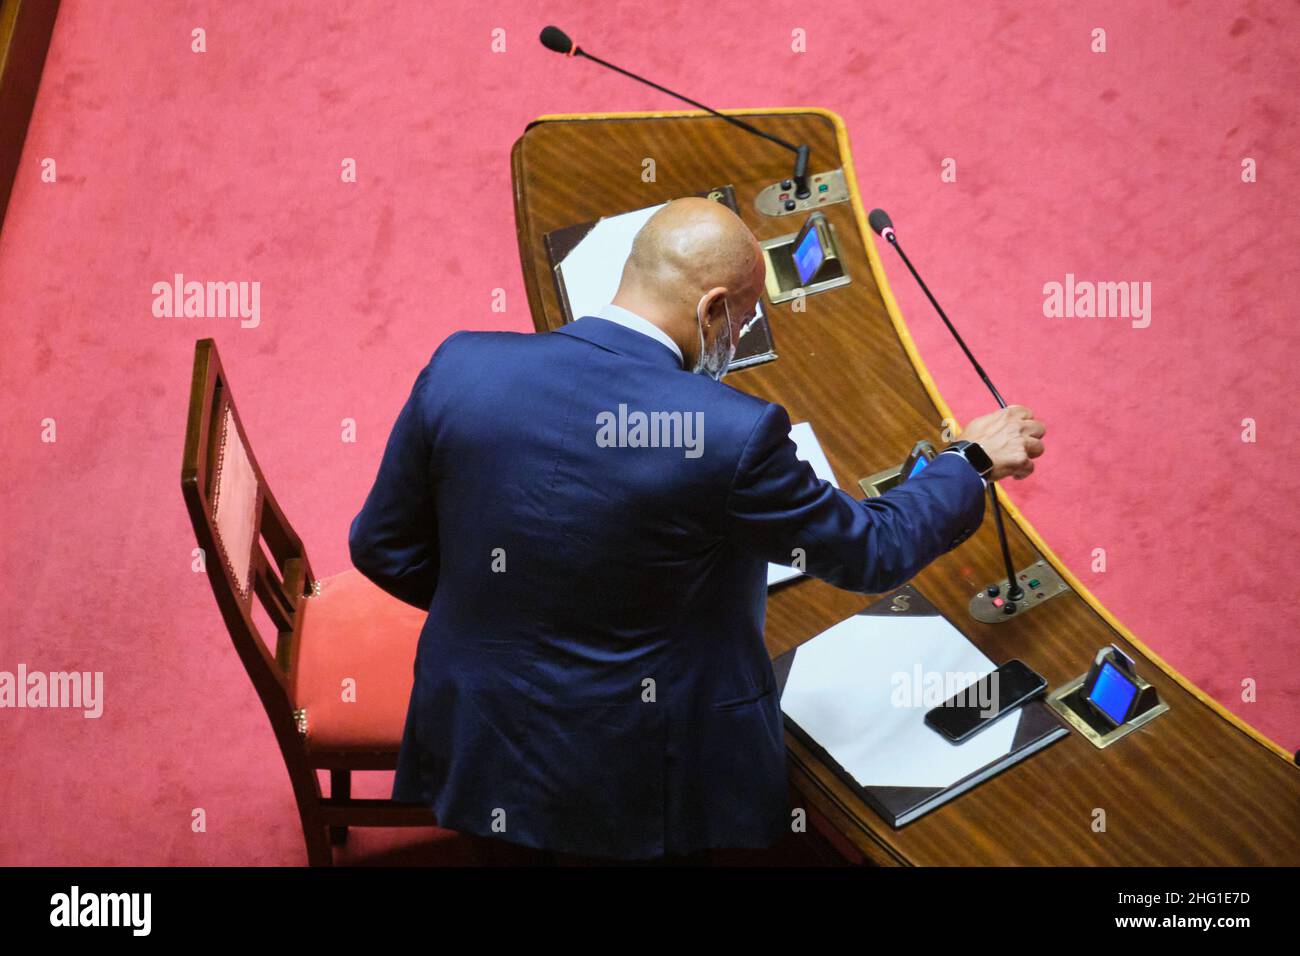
xmin=869 ymin=208 xmax=1025 ymax=604
xmin=868 ymin=209 xmax=1005 ymax=408
xmin=539 ymin=25 xmax=812 ymax=199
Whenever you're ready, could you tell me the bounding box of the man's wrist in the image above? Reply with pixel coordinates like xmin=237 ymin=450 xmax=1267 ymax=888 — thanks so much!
xmin=941 ymin=441 xmax=991 ymax=487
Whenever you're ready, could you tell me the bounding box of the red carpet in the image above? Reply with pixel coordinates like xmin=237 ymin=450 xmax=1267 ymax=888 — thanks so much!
xmin=0 ymin=1 xmax=1296 ymax=865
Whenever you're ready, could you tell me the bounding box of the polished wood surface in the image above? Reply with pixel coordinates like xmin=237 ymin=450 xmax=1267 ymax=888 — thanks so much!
xmin=0 ymin=0 xmax=60 ymax=230
xmin=511 ymin=110 xmax=1299 ymax=866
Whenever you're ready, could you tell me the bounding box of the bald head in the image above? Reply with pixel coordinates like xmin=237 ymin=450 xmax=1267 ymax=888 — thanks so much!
xmin=619 ymin=198 xmax=762 ymax=313
xmin=611 ymin=197 xmax=765 ymax=371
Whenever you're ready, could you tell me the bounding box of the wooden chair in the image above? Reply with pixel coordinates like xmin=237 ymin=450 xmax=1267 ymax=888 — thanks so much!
xmin=180 ymin=338 xmax=445 ymax=865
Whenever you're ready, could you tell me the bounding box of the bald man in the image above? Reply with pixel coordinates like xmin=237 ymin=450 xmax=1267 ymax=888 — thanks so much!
xmin=349 ymin=198 xmax=1045 ymax=862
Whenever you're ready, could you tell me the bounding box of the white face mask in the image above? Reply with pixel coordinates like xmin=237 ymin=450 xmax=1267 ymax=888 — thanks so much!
xmin=692 ymin=294 xmax=735 ymax=381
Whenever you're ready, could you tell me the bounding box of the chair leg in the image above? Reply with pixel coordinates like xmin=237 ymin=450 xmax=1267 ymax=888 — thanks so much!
xmin=297 ymin=797 xmax=333 ymax=867
xmin=285 ymin=759 xmax=333 ymax=866
xmin=329 ymin=770 xmax=351 ymax=846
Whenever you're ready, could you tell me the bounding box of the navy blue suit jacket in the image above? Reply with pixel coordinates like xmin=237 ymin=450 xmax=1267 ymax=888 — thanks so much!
xmin=349 ymin=316 xmax=986 ymax=859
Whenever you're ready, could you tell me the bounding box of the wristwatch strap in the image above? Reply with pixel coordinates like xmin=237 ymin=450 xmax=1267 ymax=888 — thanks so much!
xmin=941 ymin=440 xmax=993 ymax=483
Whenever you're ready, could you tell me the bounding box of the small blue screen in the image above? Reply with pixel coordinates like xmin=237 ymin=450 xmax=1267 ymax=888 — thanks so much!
xmin=908 ymin=455 xmax=929 ymax=478
xmin=794 ymin=225 xmax=824 ymax=285
xmin=1088 ymin=660 xmax=1138 ymax=723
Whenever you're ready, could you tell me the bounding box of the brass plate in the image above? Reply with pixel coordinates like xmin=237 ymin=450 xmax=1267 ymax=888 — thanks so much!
xmin=969 ymin=558 xmax=1069 ymax=624
xmin=1047 ymin=674 xmax=1170 ymax=749
xmin=754 ymin=168 xmax=850 ymax=216
xmin=760 ymin=231 xmax=851 ymax=305
xmin=859 ymin=464 xmax=904 ymax=498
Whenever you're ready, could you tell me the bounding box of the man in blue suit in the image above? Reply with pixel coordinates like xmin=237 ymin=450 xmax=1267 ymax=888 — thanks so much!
xmin=349 ymin=198 xmax=1046 ymax=861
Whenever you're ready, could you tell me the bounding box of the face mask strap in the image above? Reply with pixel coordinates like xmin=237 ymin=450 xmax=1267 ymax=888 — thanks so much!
xmin=694 ymin=293 xmax=735 ymax=380
xmin=696 ymin=293 xmax=733 ymax=346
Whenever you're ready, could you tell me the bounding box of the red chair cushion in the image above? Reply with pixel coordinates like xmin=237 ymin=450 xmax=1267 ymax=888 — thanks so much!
xmin=295 ymin=569 xmax=426 ymax=762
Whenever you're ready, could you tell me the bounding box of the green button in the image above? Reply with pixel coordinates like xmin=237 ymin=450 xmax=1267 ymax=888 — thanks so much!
xmin=1027 ymin=578 xmax=1040 ymax=589
xmin=818 ymin=183 xmax=829 ymax=192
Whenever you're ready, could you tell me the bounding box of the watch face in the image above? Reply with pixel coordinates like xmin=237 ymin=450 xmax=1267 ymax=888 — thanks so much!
xmin=966 ymin=442 xmax=994 ymax=475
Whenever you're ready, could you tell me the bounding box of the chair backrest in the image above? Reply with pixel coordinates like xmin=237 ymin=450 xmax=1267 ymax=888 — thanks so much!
xmin=181 ymin=339 xmax=316 ymax=730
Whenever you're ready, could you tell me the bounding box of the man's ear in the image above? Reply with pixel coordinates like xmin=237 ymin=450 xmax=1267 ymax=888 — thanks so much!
xmin=703 ymin=287 xmax=729 ymax=329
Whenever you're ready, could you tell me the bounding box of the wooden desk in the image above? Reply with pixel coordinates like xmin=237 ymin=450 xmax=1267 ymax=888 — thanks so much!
xmin=511 ymin=109 xmax=1300 ymax=865
xmin=0 ymin=0 xmax=61 ymax=230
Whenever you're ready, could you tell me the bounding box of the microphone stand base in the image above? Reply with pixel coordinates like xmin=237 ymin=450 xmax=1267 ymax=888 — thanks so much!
xmin=969 ymin=558 xmax=1070 ymax=624
xmin=754 ymin=168 xmax=849 ymax=216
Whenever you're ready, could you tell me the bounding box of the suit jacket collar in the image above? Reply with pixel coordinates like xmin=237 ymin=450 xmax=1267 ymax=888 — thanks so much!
xmin=554 ymin=316 xmax=686 ymax=371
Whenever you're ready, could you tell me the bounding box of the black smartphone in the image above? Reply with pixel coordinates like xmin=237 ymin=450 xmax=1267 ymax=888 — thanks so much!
xmin=923 ymin=659 xmax=1048 ymax=744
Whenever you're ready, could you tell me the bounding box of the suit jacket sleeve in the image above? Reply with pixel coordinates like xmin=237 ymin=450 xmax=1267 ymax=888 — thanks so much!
xmin=348 ymin=357 xmax=440 ymax=610
xmin=723 ymin=403 xmax=987 ymax=594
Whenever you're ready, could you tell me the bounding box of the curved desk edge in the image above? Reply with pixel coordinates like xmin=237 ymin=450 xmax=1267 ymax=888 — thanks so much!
xmin=527 ymin=107 xmax=1295 ymax=767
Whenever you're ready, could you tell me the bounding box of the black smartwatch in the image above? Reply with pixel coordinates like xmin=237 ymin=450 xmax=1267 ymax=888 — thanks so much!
xmin=943 ymin=440 xmax=994 ymax=479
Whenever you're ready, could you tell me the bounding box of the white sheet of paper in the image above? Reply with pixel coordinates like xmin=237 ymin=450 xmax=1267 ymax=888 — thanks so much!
xmin=767 ymin=421 xmax=839 ymax=587
xmin=780 ymin=613 xmax=1021 ymax=789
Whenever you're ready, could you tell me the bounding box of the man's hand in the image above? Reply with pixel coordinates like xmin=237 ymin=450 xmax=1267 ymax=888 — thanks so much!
xmin=958 ymin=405 xmax=1046 ymax=481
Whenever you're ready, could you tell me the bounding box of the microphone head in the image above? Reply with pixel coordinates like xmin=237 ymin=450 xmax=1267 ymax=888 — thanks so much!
xmin=868 ymin=208 xmax=894 ymax=236
xmin=540 ymin=26 xmax=576 ymax=56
